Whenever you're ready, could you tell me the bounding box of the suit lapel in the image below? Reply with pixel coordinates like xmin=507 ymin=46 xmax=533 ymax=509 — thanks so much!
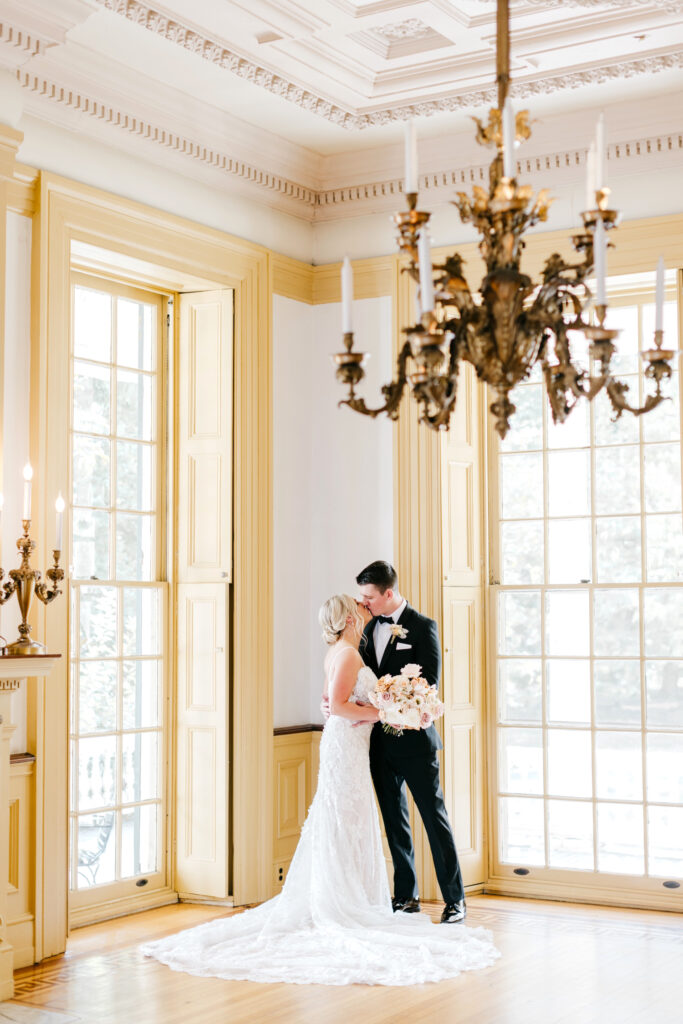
xmin=377 ymin=604 xmax=413 ymax=677
xmin=361 ymin=620 xmax=378 ymax=672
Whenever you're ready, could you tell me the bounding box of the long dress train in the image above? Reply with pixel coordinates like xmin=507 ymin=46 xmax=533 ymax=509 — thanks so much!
xmin=141 ymin=667 xmax=500 ymax=986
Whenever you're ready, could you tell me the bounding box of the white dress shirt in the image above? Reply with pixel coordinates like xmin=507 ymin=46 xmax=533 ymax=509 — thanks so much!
xmin=373 ymin=598 xmax=407 ymax=666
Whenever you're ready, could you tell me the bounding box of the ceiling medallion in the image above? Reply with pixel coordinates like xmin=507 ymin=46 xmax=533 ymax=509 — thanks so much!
xmin=333 ymin=0 xmax=675 ymax=437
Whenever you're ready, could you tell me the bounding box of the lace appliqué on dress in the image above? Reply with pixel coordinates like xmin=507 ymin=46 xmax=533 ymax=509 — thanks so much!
xmin=142 ymin=666 xmax=500 ymax=986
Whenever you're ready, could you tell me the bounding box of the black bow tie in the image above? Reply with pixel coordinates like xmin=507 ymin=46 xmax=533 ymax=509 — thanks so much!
xmin=376 ymin=615 xmax=395 ymax=625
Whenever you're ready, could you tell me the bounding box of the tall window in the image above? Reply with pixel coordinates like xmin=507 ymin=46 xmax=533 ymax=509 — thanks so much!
xmin=68 ymin=274 xmax=167 ymax=913
xmin=492 ymin=277 xmax=683 ymax=897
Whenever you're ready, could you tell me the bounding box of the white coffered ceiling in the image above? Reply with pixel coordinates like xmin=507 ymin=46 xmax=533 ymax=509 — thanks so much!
xmin=1 ymin=0 xmax=683 ymax=219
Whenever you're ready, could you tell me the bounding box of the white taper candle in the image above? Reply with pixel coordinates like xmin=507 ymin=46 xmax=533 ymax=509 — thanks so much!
xmin=22 ymin=463 xmax=33 ymax=521
xmin=655 ymin=256 xmax=665 ymax=333
xmin=594 ymin=218 xmax=607 ymax=307
xmin=502 ymin=99 xmax=515 ymax=179
xmin=417 ymin=230 xmax=434 ymax=313
xmin=404 ymin=120 xmax=418 ymax=194
xmin=341 ymin=256 xmax=353 ymax=334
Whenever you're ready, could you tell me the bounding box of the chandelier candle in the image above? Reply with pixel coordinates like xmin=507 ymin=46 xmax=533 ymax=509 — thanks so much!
xmin=332 ymin=0 xmax=674 ymax=435
xmin=22 ymin=463 xmax=32 ymax=521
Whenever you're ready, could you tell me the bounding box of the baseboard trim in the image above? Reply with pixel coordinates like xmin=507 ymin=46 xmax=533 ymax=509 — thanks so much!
xmin=484 ymin=878 xmax=683 ymax=914
xmin=177 ymin=893 xmax=236 ymax=907
xmin=69 ymin=887 xmax=179 ymax=930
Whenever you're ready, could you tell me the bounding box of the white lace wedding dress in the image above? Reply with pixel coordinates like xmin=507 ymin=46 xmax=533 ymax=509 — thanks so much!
xmin=142 ymin=666 xmax=500 ymax=985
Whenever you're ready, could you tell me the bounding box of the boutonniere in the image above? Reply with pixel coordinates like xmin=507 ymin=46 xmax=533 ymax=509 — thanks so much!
xmin=389 ymin=624 xmax=408 ymax=645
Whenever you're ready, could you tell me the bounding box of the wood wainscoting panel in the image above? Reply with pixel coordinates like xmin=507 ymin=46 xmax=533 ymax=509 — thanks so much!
xmin=8 ymin=758 xmax=36 ymax=969
xmin=273 ymin=730 xmax=321 ymax=893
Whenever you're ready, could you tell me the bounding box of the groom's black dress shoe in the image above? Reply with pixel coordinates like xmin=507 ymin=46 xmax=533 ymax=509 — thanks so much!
xmin=392 ymin=896 xmax=421 ymax=914
xmin=440 ymin=900 xmax=466 ymax=923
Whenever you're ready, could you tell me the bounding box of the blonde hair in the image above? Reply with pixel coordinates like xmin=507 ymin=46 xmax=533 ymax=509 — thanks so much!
xmin=319 ymin=593 xmax=365 ymax=646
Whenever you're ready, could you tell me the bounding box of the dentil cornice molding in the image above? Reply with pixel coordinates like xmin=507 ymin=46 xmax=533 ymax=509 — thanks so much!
xmin=92 ymin=0 xmax=683 ymax=129
xmin=16 ymin=63 xmax=683 ymax=221
xmin=520 ymin=0 xmax=683 ymax=11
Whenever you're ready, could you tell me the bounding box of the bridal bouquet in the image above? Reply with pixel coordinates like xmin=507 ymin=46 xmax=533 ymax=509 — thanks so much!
xmin=367 ymin=664 xmax=445 ymax=736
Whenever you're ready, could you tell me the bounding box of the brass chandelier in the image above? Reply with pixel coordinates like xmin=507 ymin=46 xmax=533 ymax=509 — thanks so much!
xmin=333 ymin=0 xmax=673 ymax=438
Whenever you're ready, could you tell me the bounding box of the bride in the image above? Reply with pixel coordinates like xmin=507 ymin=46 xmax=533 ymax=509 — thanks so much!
xmin=142 ymin=594 xmax=499 ymax=986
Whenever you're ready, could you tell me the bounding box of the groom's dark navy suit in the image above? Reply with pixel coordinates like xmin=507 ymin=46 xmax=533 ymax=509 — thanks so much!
xmin=362 ymin=604 xmax=464 ymax=905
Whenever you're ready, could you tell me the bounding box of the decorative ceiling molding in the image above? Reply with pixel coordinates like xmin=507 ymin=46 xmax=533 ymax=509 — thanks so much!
xmin=0 ymin=23 xmax=45 ymax=59
xmin=92 ymin=0 xmax=683 ymax=129
xmin=16 ymin=63 xmax=683 ymax=223
xmin=520 ymin=0 xmax=683 ymax=11
xmin=17 ymin=68 xmax=318 ymax=208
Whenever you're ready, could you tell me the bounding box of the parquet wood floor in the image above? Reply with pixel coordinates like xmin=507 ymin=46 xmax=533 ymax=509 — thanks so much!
xmin=9 ymin=895 xmax=683 ymax=1024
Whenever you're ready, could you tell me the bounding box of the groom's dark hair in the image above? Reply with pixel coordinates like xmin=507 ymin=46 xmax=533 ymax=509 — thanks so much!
xmin=356 ymin=560 xmax=398 ymax=593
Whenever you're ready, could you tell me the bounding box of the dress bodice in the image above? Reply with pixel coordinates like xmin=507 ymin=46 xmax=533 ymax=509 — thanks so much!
xmin=352 ymin=665 xmax=377 ymax=704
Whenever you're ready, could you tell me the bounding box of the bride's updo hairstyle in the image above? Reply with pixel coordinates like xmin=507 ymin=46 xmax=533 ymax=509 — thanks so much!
xmin=319 ymin=594 xmax=364 ymax=645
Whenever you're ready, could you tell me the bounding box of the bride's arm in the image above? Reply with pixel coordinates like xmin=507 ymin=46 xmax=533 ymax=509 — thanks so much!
xmin=328 ymin=652 xmax=380 ymax=723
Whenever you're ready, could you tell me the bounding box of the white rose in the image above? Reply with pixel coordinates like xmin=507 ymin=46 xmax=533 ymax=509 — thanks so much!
xmin=401 ymin=663 xmax=422 ymax=679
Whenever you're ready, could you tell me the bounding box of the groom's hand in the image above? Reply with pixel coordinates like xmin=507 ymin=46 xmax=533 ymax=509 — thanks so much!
xmin=320 ymin=695 xmax=331 ymax=720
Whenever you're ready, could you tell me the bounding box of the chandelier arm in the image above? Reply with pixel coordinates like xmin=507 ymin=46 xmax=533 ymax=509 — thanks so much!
xmin=338 ymin=340 xmax=412 ymax=420
xmin=0 ymin=570 xmax=16 ymax=605
xmin=604 ymin=376 xmax=668 ymax=419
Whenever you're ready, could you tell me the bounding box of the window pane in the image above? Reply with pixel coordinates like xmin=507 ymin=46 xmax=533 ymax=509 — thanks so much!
xmin=547 ymin=730 xmax=592 ymax=797
xmin=500 ymin=453 xmax=543 ymax=519
xmin=76 ymin=736 xmax=117 ymax=811
xmin=593 ymin=589 xmax=639 ymax=657
xmin=548 ymin=800 xmax=594 ymax=870
xmin=79 ymin=586 xmax=118 ymax=659
xmin=116 ymin=514 xmax=153 ymax=581
xmin=607 ymin=305 xmax=639 ymax=375
xmin=501 ymin=520 xmax=543 ymax=584
xmin=116 ymin=442 xmax=153 ymax=511
xmin=642 ymin=373 xmax=679 ymax=444
xmin=646 ymin=661 xmax=683 ymax=728
xmin=76 ymin=812 xmax=116 ymax=889
xmin=546 ymin=401 xmax=589 ymax=450
xmin=77 ymin=661 xmax=117 ymax=734
xmin=117 ymin=297 xmax=154 ymax=371
xmin=116 ymin=369 xmax=153 ymax=441
xmin=121 ymin=804 xmax=158 ymax=878
xmin=73 ymin=361 xmax=110 ymax=435
xmin=123 ymin=660 xmax=161 ymax=729
xmin=123 ymin=588 xmax=161 ymax=656
xmin=498 ymin=660 xmax=542 ymax=723
xmin=498 ymin=728 xmax=543 ymax=795
xmin=597 ymin=803 xmax=644 ymax=875
xmin=646 ymin=514 xmax=683 ymax=583
xmin=647 ymin=733 xmax=683 ymax=803
xmin=122 ymin=732 xmax=159 ymax=804
xmin=72 ymin=508 xmax=110 ymax=581
xmin=594 ymin=660 xmax=641 ymax=726
xmin=546 ymin=590 xmax=589 ymax=657
xmin=74 ymin=286 xmax=111 ymax=363
xmin=547 ymin=660 xmax=590 ymax=724
xmin=499 ymin=385 xmax=542 ymax=452
xmin=594 ymin=383 xmax=640 ymax=447
xmin=548 ymin=519 xmax=591 ymax=584
xmin=499 ymin=591 xmax=541 ymax=656
xmin=73 ymin=435 xmax=111 ymax=508
xmin=596 ymin=517 xmax=641 ymax=583
xmin=644 ymin=589 xmax=683 ymax=657
xmin=594 ymin=446 xmax=640 ymax=515
xmin=644 ymin=443 xmax=681 ymax=513
xmin=648 ymin=806 xmax=683 ymax=878
xmin=499 ymin=796 xmax=545 ymax=866
xmin=595 ymin=732 xmax=642 ymax=801
xmin=548 ymin=451 xmax=590 ymax=517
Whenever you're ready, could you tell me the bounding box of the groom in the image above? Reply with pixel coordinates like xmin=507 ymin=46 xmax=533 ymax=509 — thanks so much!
xmin=357 ymin=560 xmax=466 ymax=924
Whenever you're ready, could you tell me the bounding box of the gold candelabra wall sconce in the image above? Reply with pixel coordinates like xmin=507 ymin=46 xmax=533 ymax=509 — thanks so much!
xmin=0 ymin=465 xmax=65 ymax=656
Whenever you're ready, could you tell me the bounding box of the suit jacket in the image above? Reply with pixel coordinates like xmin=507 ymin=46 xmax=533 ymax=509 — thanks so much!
xmin=362 ymin=603 xmax=443 ymax=757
